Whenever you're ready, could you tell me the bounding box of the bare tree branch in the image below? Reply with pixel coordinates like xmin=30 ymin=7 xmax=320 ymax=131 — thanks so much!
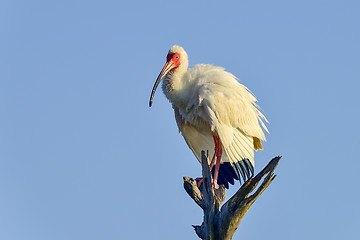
xmin=184 ymin=151 xmax=281 ymax=240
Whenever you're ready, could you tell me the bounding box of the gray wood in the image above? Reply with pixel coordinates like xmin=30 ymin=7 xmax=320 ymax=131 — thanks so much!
xmin=184 ymin=151 xmax=281 ymax=240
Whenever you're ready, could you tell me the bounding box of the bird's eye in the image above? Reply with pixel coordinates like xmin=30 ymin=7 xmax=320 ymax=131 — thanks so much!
xmin=173 ymin=53 xmax=180 ymax=60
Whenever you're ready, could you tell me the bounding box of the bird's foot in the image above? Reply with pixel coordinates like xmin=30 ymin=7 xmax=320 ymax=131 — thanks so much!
xmin=195 ymin=177 xmax=218 ymax=189
xmin=195 ymin=177 xmax=203 ymax=188
xmin=212 ymin=180 xmax=218 ymax=189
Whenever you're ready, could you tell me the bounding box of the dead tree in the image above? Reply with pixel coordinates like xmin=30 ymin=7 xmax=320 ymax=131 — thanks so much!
xmin=183 ymin=151 xmax=281 ymax=240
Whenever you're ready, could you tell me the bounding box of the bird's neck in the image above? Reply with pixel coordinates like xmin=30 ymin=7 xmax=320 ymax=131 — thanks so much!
xmin=162 ymin=63 xmax=191 ymax=107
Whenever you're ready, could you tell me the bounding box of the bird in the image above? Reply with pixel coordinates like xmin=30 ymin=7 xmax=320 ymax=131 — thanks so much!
xmin=149 ymin=45 xmax=268 ymax=189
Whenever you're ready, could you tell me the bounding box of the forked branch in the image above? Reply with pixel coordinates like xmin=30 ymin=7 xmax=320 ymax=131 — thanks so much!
xmin=184 ymin=151 xmax=281 ymax=240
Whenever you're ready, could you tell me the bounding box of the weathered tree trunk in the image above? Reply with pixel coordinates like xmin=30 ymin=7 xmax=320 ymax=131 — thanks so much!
xmin=184 ymin=151 xmax=281 ymax=240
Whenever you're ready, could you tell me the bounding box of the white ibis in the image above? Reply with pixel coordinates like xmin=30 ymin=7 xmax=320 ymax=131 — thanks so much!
xmin=149 ymin=45 xmax=268 ymax=188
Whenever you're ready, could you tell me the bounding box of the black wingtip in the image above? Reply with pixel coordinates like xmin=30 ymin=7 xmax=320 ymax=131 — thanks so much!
xmin=233 ymin=158 xmax=254 ymax=183
xmin=211 ymin=159 xmax=255 ymax=189
xmin=244 ymin=159 xmax=254 ymax=176
xmin=213 ymin=162 xmax=240 ymax=189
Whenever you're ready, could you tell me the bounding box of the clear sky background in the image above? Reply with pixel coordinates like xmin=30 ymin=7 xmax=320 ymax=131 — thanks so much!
xmin=1 ymin=0 xmax=359 ymax=239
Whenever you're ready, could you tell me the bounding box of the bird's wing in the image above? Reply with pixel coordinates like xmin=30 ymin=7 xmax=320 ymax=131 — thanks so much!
xmin=174 ymin=65 xmax=268 ymax=182
xmin=194 ymin=67 xmax=269 ymax=168
xmin=174 ymin=105 xmax=253 ymax=183
xmin=185 ymin=64 xmax=268 ymax=140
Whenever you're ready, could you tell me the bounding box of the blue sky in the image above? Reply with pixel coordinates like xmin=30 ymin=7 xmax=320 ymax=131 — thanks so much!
xmin=1 ymin=0 xmax=359 ymax=239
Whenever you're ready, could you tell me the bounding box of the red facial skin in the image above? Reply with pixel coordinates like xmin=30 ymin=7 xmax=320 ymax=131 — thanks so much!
xmin=167 ymin=52 xmax=181 ymax=67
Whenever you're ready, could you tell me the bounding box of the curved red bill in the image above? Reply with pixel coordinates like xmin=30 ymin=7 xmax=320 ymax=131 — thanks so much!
xmin=149 ymin=60 xmax=176 ymax=107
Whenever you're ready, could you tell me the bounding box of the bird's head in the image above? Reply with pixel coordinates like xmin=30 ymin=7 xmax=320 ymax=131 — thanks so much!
xmin=149 ymin=45 xmax=188 ymax=107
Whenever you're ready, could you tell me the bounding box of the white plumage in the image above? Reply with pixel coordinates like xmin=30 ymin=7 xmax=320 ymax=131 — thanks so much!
xmin=150 ymin=45 xmax=268 ymax=188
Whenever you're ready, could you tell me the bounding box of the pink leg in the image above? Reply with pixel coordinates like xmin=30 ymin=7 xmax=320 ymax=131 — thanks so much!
xmin=212 ymin=134 xmax=223 ymax=187
xmin=196 ymin=134 xmax=222 ymax=188
xmin=209 ymin=135 xmax=218 ymax=170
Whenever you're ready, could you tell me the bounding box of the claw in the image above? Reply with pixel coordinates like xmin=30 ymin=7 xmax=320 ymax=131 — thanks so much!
xmin=195 ymin=177 xmax=203 ymax=188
